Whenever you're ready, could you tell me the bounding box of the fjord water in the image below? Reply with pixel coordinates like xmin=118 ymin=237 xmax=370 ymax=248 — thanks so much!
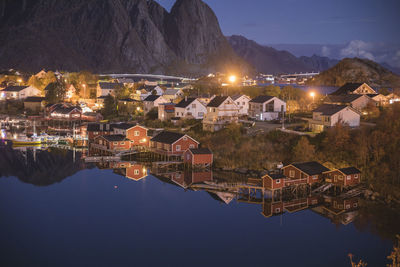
xmin=0 ymin=148 xmax=394 ymax=266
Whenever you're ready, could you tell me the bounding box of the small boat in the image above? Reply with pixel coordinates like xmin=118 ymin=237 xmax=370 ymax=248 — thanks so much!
xmin=12 ymin=135 xmax=42 ymax=146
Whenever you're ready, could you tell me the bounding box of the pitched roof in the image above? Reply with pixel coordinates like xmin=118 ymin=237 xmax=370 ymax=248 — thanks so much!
xmin=188 ymin=148 xmax=212 ymax=155
xmin=52 ymin=106 xmax=81 ymax=114
xmin=207 ymin=96 xmax=228 ymax=107
xmin=330 ymin=83 xmax=363 ymax=95
xmin=113 ymin=123 xmax=136 ymax=130
xmin=290 ymin=161 xmax=330 ymax=175
xmin=231 ymin=94 xmax=247 ymax=101
xmin=313 ymin=104 xmax=348 ymax=116
xmin=2 ymin=85 xmax=29 ymax=92
xmin=24 ymin=96 xmax=45 ymax=102
xmin=250 ymin=95 xmax=274 ymax=103
xmin=175 ymin=97 xmax=196 ymax=108
xmin=338 ymin=167 xmax=361 ymax=175
xmin=143 ymin=95 xmax=161 ymax=102
xmin=325 ymin=94 xmax=366 ymax=104
xmin=265 ymin=173 xmax=286 ymax=180
xmin=163 ymin=89 xmax=181 ymax=95
xmin=151 ymin=131 xmax=185 ymax=144
xmin=118 ymin=98 xmax=138 ymax=102
xmin=99 ymin=82 xmax=122 ymax=90
xmin=87 ymin=123 xmax=116 ymax=132
xmin=101 ymin=135 xmax=128 ymax=142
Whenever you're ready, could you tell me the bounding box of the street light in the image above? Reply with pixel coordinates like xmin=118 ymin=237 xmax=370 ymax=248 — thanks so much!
xmin=228 ymin=75 xmax=237 ymax=83
xmin=310 ymin=91 xmax=315 ymax=102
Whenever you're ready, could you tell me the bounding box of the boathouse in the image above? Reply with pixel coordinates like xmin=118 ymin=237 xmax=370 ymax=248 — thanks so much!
xmin=150 ymin=131 xmax=199 ymax=156
xmin=262 ymin=173 xmax=286 ymax=190
xmin=87 ymin=123 xmax=115 ymax=142
xmin=93 ymin=134 xmax=131 ymax=152
xmin=325 ymin=167 xmax=361 ymax=187
xmin=113 ymin=123 xmax=149 ymax=147
xmin=281 ymin=161 xmax=330 ymax=185
xmin=183 ymin=148 xmax=213 ymax=167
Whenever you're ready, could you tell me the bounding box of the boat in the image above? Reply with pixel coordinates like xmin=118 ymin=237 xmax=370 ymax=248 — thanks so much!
xmin=11 ymin=121 xmax=42 ymax=146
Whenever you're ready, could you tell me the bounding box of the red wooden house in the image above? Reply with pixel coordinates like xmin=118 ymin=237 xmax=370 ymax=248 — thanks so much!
xmin=150 ymin=131 xmax=199 ymax=156
xmin=262 ymin=173 xmax=286 ymax=190
xmin=93 ymin=135 xmax=131 ymax=151
xmin=87 ymin=123 xmax=116 ymax=142
xmin=325 ymin=167 xmax=361 ymax=187
xmin=281 ymin=161 xmax=330 ymax=185
xmin=183 ymin=148 xmax=213 ymax=166
xmin=113 ymin=123 xmax=149 ymax=147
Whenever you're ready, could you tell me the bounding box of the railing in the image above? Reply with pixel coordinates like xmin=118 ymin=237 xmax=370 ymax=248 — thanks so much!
xmin=284 ymin=178 xmax=308 ymax=186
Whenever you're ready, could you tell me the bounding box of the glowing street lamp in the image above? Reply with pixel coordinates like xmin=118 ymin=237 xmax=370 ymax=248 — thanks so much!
xmin=228 ymin=75 xmax=237 ymax=83
xmin=310 ymin=91 xmax=315 ymax=102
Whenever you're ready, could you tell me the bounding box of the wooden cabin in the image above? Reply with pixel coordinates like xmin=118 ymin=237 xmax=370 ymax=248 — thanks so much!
xmin=87 ymin=123 xmax=115 ymax=142
xmin=282 ymin=161 xmax=330 ymax=185
xmin=262 ymin=173 xmax=286 ymax=190
xmin=93 ymin=135 xmax=131 ymax=151
xmin=325 ymin=167 xmax=361 ymax=187
xmin=150 ymin=131 xmax=199 ymax=156
xmin=113 ymin=124 xmax=149 ymax=147
xmin=183 ymin=148 xmax=213 ymax=167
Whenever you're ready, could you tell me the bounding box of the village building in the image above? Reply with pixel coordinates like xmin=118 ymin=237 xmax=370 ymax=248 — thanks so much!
xmin=113 ymin=123 xmax=149 ymax=147
xmin=282 ymin=161 xmax=330 ymax=185
xmin=150 ymin=131 xmax=199 ymax=156
xmin=325 ymin=167 xmax=361 ymax=187
xmin=97 ymin=82 xmax=123 ymax=97
xmin=310 ymin=104 xmax=360 ymax=132
xmin=183 ymin=148 xmax=213 ymax=167
xmin=231 ymin=94 xmax=251 ymax=116
xmin=262 ymin=173 xmax=286 ymax=190
xmin=175 ymin=97 xmax=207 ymax=119
xmin=330 ymin=82 xmax=376 ymax=95
xmin=136 ymin=85 xmax=164 ymax=100
xmin=386 ymin=93 xmax=400 ymax=104
xmin=65 ymin=84 xmax=77 ymax=100
xmin=158 ymin=103 xmax=176 ymax=121
xmin=87 ymin=123 xmax=116 ymax=142
xmin=0 ymin=85 xmax=41 ymax=100
xmin=117 ymin=98 xmax=141 ymax=115
xmin=24 ymin=96 xmax=46 ymax=113
xmin=248 ymin=95 xmax=286 ymax=121
xmin=202 ymin=96 xmax=240 ymax=132
xmin=189 ymin=93 xmax=216 ymax=106
xmin=47 ymin=104 xmax=82 ymax=120
xmin=324 ymin=94 xmax=374 ymax=111
xmin=143 ymin=95 xmax=168 ymax=114
xmin=366 ymin=93 xmax=397 ymax=106
xmin=116 ymin=78 xmax=135 ymax=87
xmin=162 ymin=89 xmax=184 ymax=102
xmin=93 ymin=135 xmax=131 ymax=152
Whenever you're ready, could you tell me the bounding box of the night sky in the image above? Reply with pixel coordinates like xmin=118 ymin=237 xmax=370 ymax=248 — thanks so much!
xmin=160 ymin=0 xmax=400 ymax=45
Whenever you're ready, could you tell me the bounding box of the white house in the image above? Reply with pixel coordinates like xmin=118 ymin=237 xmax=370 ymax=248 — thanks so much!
xmin=143 ymin=95 xmax=168 ymax=114
xmin=324 ymin=94 xmax=374 ymax=111
xmin=163 ymin=89 xmax=184 ymax=102
xmin=231 ymin=94 xmax=251 ymax=116
xmin=98 ymin=82 xmax=123 ymax=97
xmin=175 ymin=97 xmax=207 ymax=119
xmin=310 ymin=104 xmax=360 ymax=132
xmin=248 ymin=95 xmax=286 ymax=121
xmin=330 ymin=83 xmax=377 ymax=95
xmin=0 ymin=85 xmax=41 ymax=100
xmin=137 ymin=85 xmax=164 ymax=100
xmin=202 ymin=96 xmax=240 ymax=132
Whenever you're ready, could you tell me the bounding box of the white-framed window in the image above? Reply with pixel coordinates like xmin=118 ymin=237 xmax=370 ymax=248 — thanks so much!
xmin=198 ymin=112 xmax=204 ymax=117
xmin=176 ymin=145 xmax=181 ymax=151
xmin=289 ymin=170 xmax=295 ymax=178
xmin=276 ymin=179 xmax=281 ymax=184
xmin=275 ymin=208 xmax=280 ymax=213
xmin=346 ymin=204 xmax=351 ymax=209
xmin=192 ymin=104 xmax=196 ymax=108
xmin=134 ymin=131 xmax=140 ymax=136
xmin=189 ymin=144 xmax=195 ymax=149
xmin=113 ymin=142 xmax=118 ymax=145
xmin=183 ymin=136 xmax=187 ymax=140
xmin=186 ymin=154 xmax=190 ymax=160
xmin=94 ymin=132 xmax=98 ymax=135
xmin=354 ymin=174 xmax=359 ymax=178
xmin=338 ymin=175 xmax=343 ymax=180
xmin=353 ymin=203 xmax=358 ymax=208
xmin=120 ymin=142 xmax=125 ymax=145
xmin=347 ymin=175 xmax=351 ymax=180
xmin=134 ymin=169 xmax=139 ymax=175
xmin=313 ymin=175 xmax=318 ymax=180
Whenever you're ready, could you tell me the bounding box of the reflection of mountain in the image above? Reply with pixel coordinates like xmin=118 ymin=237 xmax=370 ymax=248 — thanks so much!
xmin=0 ymin=146 xmax=88 ymax=186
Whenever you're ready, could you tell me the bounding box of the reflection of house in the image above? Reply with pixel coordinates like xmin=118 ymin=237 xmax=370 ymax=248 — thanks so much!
xmin=175 ymin=97 xmax=207 ymax=119
xmin=143 ymin=95 xmax=167 ymax=114
xmin=1 ymin=85 xmax=41 ymax=100
xmin=158 ymin=103 xmax=175 ymax=121
xmin=248 ymin=95 xmax=286 ymax=121
xmin=231 ymin=94 xmax=250 ymax=116
xmin=310 ymin=104 xmax=360 ymax=132
xmin=262 ymin=196 xmax=321 ymax=218
xmin=150 ymin=131 xmax=199 ymax=156
xmin=24 ymin=97 xmax=46 ymax=112
xmin=324 ymin=94 xmax=373 ymax=111
xmin=313 ymin=196 xmax=360 ymax=225
xmin=325 ymin=167 xmax=361 ymax=187
xmin=93 ymin=135 xmax=131 ymax=151
xmin=282 ymin=161 xmax=330 ymax=185
xmin=168 ymin=170 xmax=213 ymax=189
xmin=202 ymin=96 xmax=239 ymax=132
xmin=183 ymin=148 xmax=213 ymax=167
xmin=330 ymin=83 xmax=376 ymax=95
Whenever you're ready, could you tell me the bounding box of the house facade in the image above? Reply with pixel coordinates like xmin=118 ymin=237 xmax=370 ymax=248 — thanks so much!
xmin=113 ymin=124 xmax=149 ymax=147
xmin=143 ymin=95 xmax=168 ymax=114
xmin=281 ymin=161 xmax=330 ymax=185
xmin=175 ymin=97 xmax=207 ymax=120
xmin=324 ymin=94 xmax=373 ymax=111
xmin=248 ymin=95 xmax=286 ymax=121
xmin=325 ymin=167 xmax=361 ymax=187
xmin=330 ymin=83 xmax=376 ymax=95
xmin=183 ymin=148 xmax=213 ymax=166
xmin=162 ymin=89 xmax=184 ymax=102
xmin=231 ymin=94 xmax=251 ymax=116
xmin=98 ymin=82 xmax=123 ymax=97
xmin=202 ymin=96 xmax=240 ymax=132
xmin=24 ymin=97 xmax=46 ymax=113
xmin=150 ymin=131 xmax=199 ymax=156
xmin=262 ymin=173 xmax=286 ymax=190
xmin=310 ymin=104 xmax=360 ymax=132
xmin=158 ymin=103 xmax=176 ymax=121
xmin=1 ymin=85 xmax=41 ymax=100
xmin=93 ymin=135 xmax=131 ymax=151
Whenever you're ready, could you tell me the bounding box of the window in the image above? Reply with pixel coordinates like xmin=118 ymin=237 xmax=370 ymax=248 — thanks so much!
xmin=346 ymin=204 xmax=351 ymax=209
xmin=186 ymin=154 xmax=190 ymax=160
xmin=338 ymin=175 xmax=343 ymax=180
xmin=313 ymin=175 xmax=318 ymax=180
xmin=289 ymin=170 xmax=295 ymax=178
xmin=275 ymin=208 xmax=280 ymax=213
xmin=120 ymin=142 xmax=125 ymax=145
xmin=183 ymin=136 xmax=187 ymax=140
xmin=134 ymin=131 xmax=139 ymax=136
xmin=242 ymin=102 xmax=245 ymax=105
xmin=198 ymin=112 xmax=204 ymax=117
xmin=113 ymin=142 xmax=118 ymax=145
xmin=354 ymin=174 xmax=359 ymax=178
xmin=347 ymin=175 xmax=351 ymax=180
xmin=192 ymin=104 xmax=196 ymax=108
xmin=276 ymin=179 xmax=281 ymax=184
xmin=176 ymin=145 xmax=181 ymax=151
xmin=134 ymin=169 xmax=139 ymax=175
xmin=236 ymin=102 xmax=239 ymax=105
xmin=189 ymin=144 xmax=195 ymax=149
xmin=353 ymin=203 xmax=358 ymax=208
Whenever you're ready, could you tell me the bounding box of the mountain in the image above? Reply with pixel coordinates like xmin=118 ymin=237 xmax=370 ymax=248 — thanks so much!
xmin=0 ymin=0 xmax=248 ymax=75
xmin=227 ymin=35 xmax=338 ymax=74
xmin=308 ymin=58 xmax=400 ymax=88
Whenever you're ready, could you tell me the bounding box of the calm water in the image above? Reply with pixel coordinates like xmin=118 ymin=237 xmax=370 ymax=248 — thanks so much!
xmin=0 ymin=147 xmax=396 ymax=267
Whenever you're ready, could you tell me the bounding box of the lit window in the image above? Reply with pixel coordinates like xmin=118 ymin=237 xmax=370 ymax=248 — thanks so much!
xmin=121 ymin=142 xmax=125 ymax=145
xmin=347 ymin=175 xmax=351 ymax=180
xmin=354 ymin=174 xmax=358 ymax=178
xmin=134 ymin=169 xmax=139 ymax=175
xmin=313 ymin=175 xmax=318 ymax=180
xmin=134 ymin=131 xmax=140 ymax=136
xmin=113 ymin=142 xmax=118 ymax=145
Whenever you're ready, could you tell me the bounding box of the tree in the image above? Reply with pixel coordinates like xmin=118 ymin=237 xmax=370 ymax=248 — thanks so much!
xmin=45 ymin=81 xmax=66 ymax=104
xmin=102 ymin=95 xmax=117 ymax=119
xmin=263 ymin=85 xmax=281 ymax=97
xmin=115 ymin=84 xmax=131 ymax=99
xmin=27 ymin=75 xmax=44 ymax=91
xmin=292 ymin=136 xmax=316 ymax=162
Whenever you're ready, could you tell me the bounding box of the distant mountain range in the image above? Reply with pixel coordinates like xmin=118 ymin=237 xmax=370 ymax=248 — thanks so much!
xmin=227 ymin=35 xmax=338 ymax=74
xmin=308 ymin=58 xmax=400 ymax=88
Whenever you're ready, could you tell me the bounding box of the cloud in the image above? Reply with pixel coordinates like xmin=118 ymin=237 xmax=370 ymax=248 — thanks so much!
xmin=321 ymin=46 xmax=331 ymax=57
xmin=340 ymin=40 xmax=375 ymax=60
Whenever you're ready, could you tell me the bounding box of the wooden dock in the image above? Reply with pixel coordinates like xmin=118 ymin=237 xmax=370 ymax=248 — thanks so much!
xmin=85 ymin=156 xmax=121 ymax=163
